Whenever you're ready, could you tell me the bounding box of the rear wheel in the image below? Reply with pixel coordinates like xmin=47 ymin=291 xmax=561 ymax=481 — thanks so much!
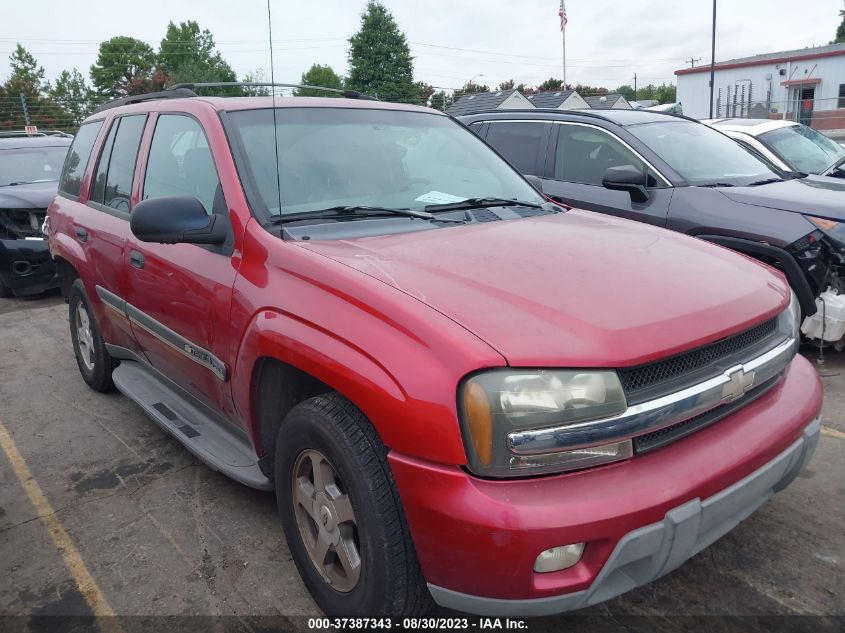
xmin=275 ymin=393 xmax=431 ymax=617
xmin=68 ymin=279 xmax=116 ymax=392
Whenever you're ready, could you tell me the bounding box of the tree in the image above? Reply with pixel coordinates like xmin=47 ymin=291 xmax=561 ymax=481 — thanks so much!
xmin=242 ymin=70 xmax=270 ymax=96
xmin=430 ymin=90 xmax=453 ymax=111
xmin=537 ymin=77 xmax=566 ymax=92
xmin=296 ymin=64 xmax=343 ymax=96
xmin=573 ymin=83 xmax=609 ymax=96
xmin=452 ymin=80 xmax=489 ymax=102
xmin=498 ymin=79 xmax=515 ymax=91
xmin=415 ymin=81 xmax=435 ymax=105
xmin=50 ymin=69 xmax=95 ymax=127
xmin=158 ymin=21 xmax=237 ymax=92
xmin=653 ymin=82 xmax=677 ymax=104
xmin=615 ymin=84 xmax=636 ymax=101
xmin=90 ymin=36 xmax=158 ymax=97
xmin=5 ymin=44 xmax=46 ymax=98
xmin=346 ymin=1 xmax=417 ymax=103
xmin=835 ymin=1 xmax=845 ymax=43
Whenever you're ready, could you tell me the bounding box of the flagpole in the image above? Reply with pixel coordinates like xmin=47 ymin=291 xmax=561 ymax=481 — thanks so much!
xmin=562 ymin=27 xmax=567 ymax=88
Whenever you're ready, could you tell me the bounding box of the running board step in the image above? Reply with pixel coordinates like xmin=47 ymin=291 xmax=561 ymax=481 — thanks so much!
xmin=112 ymin=361 xmax=272 ymax=490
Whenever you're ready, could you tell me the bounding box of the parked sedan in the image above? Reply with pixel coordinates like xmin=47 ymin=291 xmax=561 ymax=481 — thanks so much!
xmin=458 ymin=109 xmax=845 ymax=345
xmin=703 ymin=118 xmax=845 ymax=179
xmin=0 ymin=133 xmax=72 ymax=297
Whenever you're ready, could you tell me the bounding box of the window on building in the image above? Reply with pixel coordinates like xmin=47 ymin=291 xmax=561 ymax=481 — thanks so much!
xmin=838 ymin=84 xmax=845 ymax=109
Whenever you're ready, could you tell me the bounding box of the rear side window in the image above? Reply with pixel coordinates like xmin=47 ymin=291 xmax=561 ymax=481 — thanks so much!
xmin=143 ymin=115 xmax=220 ymax=214
xmin=59 ymin=120 xmax=103 ymax=197
xmin=484 ymin=121 xmax=545 ymax=175
xmin=91 ymin=115 xmax=146 ymax=212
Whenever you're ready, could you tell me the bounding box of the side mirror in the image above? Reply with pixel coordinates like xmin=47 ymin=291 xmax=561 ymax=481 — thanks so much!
xmin=602 ymin=165 xmax=649 ymax=203
xmin=524 ymin=174 xmax=544 ymax=193
xmin=130 ymin=197 xmax=227 ymax=245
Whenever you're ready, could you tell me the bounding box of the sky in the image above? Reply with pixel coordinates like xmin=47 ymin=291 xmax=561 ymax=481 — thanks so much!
xmin=0 ymin=0 xmax=841 ymax=93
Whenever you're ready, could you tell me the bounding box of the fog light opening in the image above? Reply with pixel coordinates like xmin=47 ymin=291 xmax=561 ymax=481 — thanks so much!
xmin=533 ymin=542 xmax=585 ymax=573
xmin=12 ymin=260 xmax=32 ymax=276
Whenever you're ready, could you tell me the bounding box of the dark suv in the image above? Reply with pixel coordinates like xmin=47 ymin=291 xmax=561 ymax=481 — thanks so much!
xmin=0 ymin=132 xmax=72 ymax=297
xmin=459 ymin=109 xmax=845 ymax=343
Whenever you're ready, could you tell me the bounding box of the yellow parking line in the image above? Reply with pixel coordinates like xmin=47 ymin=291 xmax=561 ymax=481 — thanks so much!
xmin=822 ymin=425 xmax=845 ymax=440
xmin=0 ymin=418 xmax=118 ymax=624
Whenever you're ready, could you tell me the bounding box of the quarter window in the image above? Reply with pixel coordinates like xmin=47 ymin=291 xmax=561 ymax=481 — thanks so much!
xmin=59 ymin=120 xmax=103 ymax=197
xmin=484 ymin=121 xmax=546 ymax=175
xmin=143 ymin=115 xmax=220 ymax=214
xmin=554 ymin=124 xmax=658 ymax=187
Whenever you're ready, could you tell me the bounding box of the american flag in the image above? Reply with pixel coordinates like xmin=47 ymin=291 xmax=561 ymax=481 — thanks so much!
xmin=559 ymin=0 xmax=567 ymax=31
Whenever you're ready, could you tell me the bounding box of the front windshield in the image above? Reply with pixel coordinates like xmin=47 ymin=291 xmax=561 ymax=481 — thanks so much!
xmin=628 ymin=120 xmax=779 ymax=187
xmin=227 ymin=107 xmax=543 ymax=216
xmin=759 ymin=124 xmax=845 ymax=175
xmin=0 ymin=145 xmax=69 ymax=187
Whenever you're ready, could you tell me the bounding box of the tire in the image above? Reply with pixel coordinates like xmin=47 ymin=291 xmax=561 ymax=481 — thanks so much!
xmin=68 ymin=279 xmax=116 ymax=392
xmin=0 ymin=279 xmax=12 ymax=298
xmin=275 ymin=393 xmax=432 ymax=618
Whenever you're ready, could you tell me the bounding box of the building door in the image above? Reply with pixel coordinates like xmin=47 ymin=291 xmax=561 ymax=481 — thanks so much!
xmin=798 ymin=87 xmax=815 ymax=126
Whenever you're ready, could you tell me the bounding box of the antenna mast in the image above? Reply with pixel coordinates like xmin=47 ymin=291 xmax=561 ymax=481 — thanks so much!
xmin=267 ymin=0 xmax=283 ymax=216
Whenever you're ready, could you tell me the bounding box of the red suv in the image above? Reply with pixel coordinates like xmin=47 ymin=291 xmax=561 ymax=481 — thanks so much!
xmin=47 ymin=87 xmax=821 ymax=618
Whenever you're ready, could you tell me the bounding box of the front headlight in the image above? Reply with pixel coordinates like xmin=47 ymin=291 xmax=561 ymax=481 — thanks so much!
xmin=787 ymin=289 xmax=801 ymax=340
xmin=459 ymin=369 xmax=628 ymax=477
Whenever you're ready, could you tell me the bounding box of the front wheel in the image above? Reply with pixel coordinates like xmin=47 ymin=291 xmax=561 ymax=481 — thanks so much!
xmin=275 ymin=393 xmax=432 ymax=617
xmin=68 ymin=279 xmax=116 ymax=392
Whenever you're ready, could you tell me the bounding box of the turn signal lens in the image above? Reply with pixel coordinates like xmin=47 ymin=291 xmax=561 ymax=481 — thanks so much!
xmin=463 ymin=381 xmax=493 ymax=466
xmin=807 ymin=215 xmax=839 ymax=231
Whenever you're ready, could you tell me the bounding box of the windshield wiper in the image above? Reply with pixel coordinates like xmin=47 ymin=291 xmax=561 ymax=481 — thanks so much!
xmin=824 ymin=154 xmax=845 ymax=175
xmin=423 ymin=197 xmax=544 ymax=212
xmin=698 ymin=182 xmax=736 ymax=188
xmin=270 ymin=205 xmax=464 ymax=225
xmin=746 ymin=178 xmax=783 ymax=187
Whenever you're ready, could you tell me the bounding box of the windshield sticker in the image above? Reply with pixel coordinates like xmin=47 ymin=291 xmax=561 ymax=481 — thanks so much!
xmin=414 ymin=191 xmax=467 ymax=204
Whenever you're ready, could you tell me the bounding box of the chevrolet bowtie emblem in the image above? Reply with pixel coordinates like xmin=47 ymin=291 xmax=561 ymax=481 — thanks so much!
xmin=722 ymin=366 xmax=755 ymax=403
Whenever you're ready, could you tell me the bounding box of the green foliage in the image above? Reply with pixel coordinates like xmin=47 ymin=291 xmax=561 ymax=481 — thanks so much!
xmin=452 ymin=80 xmax=489 ymax=102
xmin=573 ymin=84 xmax=609 ymax=96
xmin=429 ymin=90 xmax=453 ymax=111
xmin=346 ymin=1 xmax=417 ymax=103
xmin=836 ymin=1 xmax=845 ymax=43
xmin=538 ymin=77 xmax=567 ymax=92
xmin=6 ymin=44 xmax=45 ymax=98
xmin=158 ymin=21 xmax=238 ymax=94
xmin=241 ymin=71 xmax=270 ymax=96
xmin=615 ymin=84 xmax=636 ymax=101
xmin=653 ymin=82 xmax=677 ymax=104
xmin=498 ymin=79 xmax=515 ymax=91
xmin=296 ymin=64 xmax=343 ymax=97
xmin=90 ymin=36 xmax=157 ymax=97
xmin=415 ymin=81 xmax=435 ymax=105
xmin=50 ymin=69 xmax=95 ymax=127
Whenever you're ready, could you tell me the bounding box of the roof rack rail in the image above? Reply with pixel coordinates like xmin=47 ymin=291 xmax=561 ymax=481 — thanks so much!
xmin=0 ymin=129 xmax=74 ymax=138
xmin=91 ymin=87 xmax=199 ymax=114
xmin=167 ymin=82 xmax=379 ymax=101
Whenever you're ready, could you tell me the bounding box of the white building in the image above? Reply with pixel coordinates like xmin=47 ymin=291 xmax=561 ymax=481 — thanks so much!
xmin=525 ymin=90 xmax=589 ymax=109
xmin=676 ymin=43 xmax=845 ymax=134
xmin=446 ymin=90 xmax=534 ymax=116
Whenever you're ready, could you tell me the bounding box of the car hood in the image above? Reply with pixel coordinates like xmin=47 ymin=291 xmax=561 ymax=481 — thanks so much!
xmin=296 ymin=210 xmax=788 ymax=367
xmin=0 ymin=181 xmax=58 ymax=209
xmin=715 ymin=176 xmax=845 ymax=221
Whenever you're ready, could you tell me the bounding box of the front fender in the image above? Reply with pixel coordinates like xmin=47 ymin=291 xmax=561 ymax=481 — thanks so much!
xmin=231 ymin=309 xmax=471 ymax=466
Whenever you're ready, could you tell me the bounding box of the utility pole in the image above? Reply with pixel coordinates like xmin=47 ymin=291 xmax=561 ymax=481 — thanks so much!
xmin=709 ymin=0 xmax=717 ymax=118
xmin=633 ymin=73 xmax=637 ymax=100
xmin=685 ymin=57 xmax=702 ymax=68
xmin=19 ymin=93 xmax=30 ymax=127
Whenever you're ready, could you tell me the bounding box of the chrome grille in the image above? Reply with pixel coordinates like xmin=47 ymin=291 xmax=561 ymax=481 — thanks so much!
xmin=618 ymin=317 xmax=778 ymax=404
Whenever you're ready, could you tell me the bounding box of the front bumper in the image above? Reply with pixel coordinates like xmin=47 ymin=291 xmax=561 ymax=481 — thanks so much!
xmin=389 ymin=354 xmax=822 ymax=615
xmin=428 ymin=416 xmax=820 ymax=616
xmin=0 ymin=238 xmax=57 ymax=297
